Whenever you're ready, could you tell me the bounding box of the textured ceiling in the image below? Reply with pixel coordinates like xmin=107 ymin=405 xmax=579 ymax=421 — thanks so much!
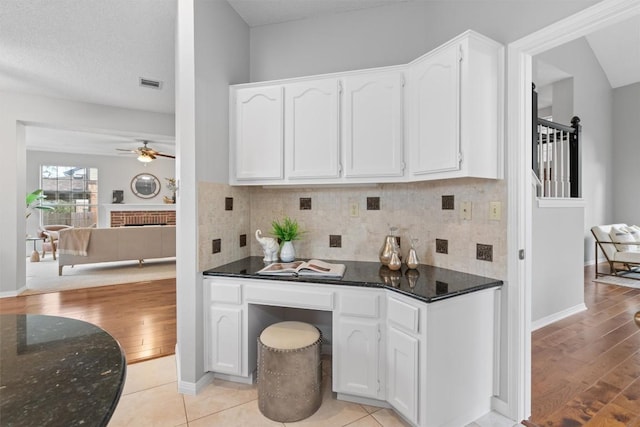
xmin=585 ymin=15 xmax=640 ymax=89
xmin=0 ymin=0 xmax=176 ymax=114
xmin=226 ymin=0 xmax=412 ymax=27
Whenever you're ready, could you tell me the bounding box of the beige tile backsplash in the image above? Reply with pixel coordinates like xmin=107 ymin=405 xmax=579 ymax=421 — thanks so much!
xmin=199 ymin=178 xmax=507 ymax=279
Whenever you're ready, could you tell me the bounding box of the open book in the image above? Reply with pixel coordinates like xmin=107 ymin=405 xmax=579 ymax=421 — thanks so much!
xmin=257 ymin=259 xmax=346 ymax=277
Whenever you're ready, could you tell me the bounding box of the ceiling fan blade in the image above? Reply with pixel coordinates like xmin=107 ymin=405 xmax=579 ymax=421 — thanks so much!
xmin=155 ymin=153 xmax=176 ymax=159
xmin=116 ymin=148 xmax=136 ymax=153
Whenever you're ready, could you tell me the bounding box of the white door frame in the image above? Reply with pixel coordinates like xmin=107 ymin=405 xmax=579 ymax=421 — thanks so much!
xmin=506 ymin=0 xmax=640 ymax=421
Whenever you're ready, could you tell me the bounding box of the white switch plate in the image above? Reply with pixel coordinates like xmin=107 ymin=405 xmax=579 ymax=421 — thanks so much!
xmin=349 ymin=202 xmax=359 ymax=217
xmin=460 ymin=201 xmax=472 ymax=220
xmin=489 ymin=201 xmax=501 ymax=220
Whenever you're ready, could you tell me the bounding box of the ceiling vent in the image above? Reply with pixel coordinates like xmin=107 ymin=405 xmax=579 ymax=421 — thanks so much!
xmin=139 ymin=77 xmax=163 ymax=90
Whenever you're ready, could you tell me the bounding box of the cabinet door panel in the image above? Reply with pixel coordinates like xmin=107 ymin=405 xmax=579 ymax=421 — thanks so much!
xmin=387 ymin=326 xmax=418 ymax=424
xmin=410 ymin=44 xmax=461 ymax=175
xmin=335 ymin=318 xmax=380 ymax=398
xmin=342 ymin=72 xmax=404 ymax=178
xmin=234 ymin=86 xmax=283 ymax=180
xmin=285 ymin=80 xmax=340 ymax=179
xmin=209 ymin=306 xmax=242 ymax=375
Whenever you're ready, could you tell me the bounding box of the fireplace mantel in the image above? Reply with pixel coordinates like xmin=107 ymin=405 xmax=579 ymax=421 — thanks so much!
xmin=99 ymin=204 xmax=176 ymax=227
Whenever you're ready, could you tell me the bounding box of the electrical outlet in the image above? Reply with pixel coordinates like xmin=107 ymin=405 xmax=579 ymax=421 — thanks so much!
xmin=349 ymin=202 xmax=359 ymax=217
xmin=460 ymin=201 xmax=472 ymax=220
xmin=489 ymin=201 xmax=501 ymax=220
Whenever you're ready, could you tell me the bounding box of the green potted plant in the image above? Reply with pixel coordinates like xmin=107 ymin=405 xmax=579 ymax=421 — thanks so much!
xmin=271 ymin=216 xmax=302 ymax=262
xmin=26 ymin=189 xmax=53 ymax=219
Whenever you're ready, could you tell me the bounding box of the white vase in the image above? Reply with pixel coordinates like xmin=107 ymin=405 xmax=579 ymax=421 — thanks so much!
xmin=279 ymin=241 xmax=295 ymax=262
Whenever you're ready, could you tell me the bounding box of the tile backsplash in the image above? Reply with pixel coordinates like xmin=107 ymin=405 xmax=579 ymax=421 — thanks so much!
xmin=199 ymin=178 xmax=507 ymax=279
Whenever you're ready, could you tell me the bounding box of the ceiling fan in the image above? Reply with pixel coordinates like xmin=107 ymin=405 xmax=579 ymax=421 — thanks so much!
xmin=116 ymin=140 xmax=175 ymax=163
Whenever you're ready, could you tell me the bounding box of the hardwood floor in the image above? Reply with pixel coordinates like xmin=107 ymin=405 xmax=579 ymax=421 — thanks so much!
xmin=528 ymin=265 xmax=640 ymax=426
xmin=0 ymin=279 xmax=176 ymax=364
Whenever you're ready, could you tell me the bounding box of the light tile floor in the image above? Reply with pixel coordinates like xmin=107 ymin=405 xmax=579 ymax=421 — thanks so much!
xmin=108 ymin=356 xmax=517 ymax=427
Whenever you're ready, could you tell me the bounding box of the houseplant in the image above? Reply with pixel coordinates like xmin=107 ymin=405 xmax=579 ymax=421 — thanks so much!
xmin=26 ymin=189 xmax=53 ymax=219
xmin=271 ymin=216 xmax=302 ymax=262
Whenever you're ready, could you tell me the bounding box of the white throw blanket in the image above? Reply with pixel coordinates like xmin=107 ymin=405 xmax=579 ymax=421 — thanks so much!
xmin=58 ymin=228 xmax=92 ymax=256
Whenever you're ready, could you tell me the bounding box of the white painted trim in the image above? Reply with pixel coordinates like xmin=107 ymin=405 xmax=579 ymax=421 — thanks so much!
xmin=585 ymin=257 xmax=607 ymax=267
xmin=531 ymin=303 xmax=587 ymax=331
xmin=214 ymin=371 xmax=254 ymax=385
xmin=178 ymin=372 xmax=215 ymax=395
xmin=507 ymin=0 xmax=640 ymax=422
xmin=491 ymin=397 xmax=510 ymax=419
xmin=0 ymin=286 xmax=27 ymax=298
xmin=536 ymin=198 xmax=585 ymax=208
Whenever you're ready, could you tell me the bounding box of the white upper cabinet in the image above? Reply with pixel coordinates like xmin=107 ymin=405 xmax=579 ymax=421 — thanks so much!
xmin=230 ymin=85 xmax=284 ymax=182
xmin=408 ymin=30 xmax=504 ymax=180
xmin=285 ymin=79 xmax=340 ymax=179
xmin=342 ymin=71 xmax=405 ymax=178
xmin=229 ymin=30 xmax=503 ymax=186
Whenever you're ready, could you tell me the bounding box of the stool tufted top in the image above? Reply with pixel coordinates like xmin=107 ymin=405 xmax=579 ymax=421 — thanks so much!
xmin=260 ymin=321 xmax=320 ymax=350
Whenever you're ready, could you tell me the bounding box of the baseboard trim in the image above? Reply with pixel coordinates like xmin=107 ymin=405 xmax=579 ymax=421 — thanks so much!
xmin=584 ymin=257 xmax=607 ymax=267
xmin=491 ymin=396 xmax=515 ymax=421
xmin=0 ymin=286 xmax=27 ymax=298
xmin=532 ymin=303 xmax=587 ymax=331
xmin=175 ymin=344 xmax=215 ymax=395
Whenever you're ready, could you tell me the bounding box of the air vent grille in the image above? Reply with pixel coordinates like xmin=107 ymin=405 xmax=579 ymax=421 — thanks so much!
xmin=139 ymin=77 xmax=162 ymax=89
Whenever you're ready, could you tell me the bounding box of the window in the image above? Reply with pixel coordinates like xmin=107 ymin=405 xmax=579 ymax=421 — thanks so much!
xmin=40 ymin=166 xmax=98 ymax=227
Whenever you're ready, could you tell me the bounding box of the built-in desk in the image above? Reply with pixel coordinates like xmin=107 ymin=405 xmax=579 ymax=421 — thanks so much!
xmin=203 ymin=257 xmax=503 ymax=427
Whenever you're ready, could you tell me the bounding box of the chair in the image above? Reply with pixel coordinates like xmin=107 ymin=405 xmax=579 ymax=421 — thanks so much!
xmin=37 ymin=225 xmax=72 ymax=260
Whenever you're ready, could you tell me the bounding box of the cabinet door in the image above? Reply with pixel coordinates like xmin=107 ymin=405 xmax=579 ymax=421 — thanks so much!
xmin=410 ymin=43 xmax=461 ymax=175
xmin=208 ymin=306 xmax=242 ymax=375
xmin=233 ymin=86 xmax=283 ymax=181
xmin=342 ymin=71 xmax=404 ymax=178
xmin=335 ymin=317 xmax=380 ymax=398
xmin=285 ymin=80 xmax=340 ymax=179
xmin=387 ymin=326 xmax=419 ymax=425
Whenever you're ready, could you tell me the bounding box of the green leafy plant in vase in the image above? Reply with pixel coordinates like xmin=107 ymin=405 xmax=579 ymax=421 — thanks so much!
xmin=271 ymin=216 xmax=302 ymax=262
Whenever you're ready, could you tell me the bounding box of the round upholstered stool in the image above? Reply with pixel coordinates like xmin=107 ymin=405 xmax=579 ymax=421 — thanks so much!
xmin=257 ymin=321 xmax=322 ymax=422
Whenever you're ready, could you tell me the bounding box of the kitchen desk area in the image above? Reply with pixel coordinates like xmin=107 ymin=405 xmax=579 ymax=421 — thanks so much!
xmin=204 ymin=257 xmax=503 ymax=427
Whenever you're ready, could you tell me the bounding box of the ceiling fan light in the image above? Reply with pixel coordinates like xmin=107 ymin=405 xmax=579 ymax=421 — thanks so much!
xmin=137 ymin=153 xmax=153 ymax=163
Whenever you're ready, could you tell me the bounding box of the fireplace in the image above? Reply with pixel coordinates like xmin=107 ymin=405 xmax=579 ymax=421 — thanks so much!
xmin=110 ymin=210 xmax=176 ymax=227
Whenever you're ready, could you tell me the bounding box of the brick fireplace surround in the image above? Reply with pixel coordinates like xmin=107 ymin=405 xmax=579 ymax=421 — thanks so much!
xmin=110 ymin=210 xmax=176 ymax=227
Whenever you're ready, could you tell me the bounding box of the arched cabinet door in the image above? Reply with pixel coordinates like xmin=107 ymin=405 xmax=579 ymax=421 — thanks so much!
xmin=284 ymin=79 xmax=340 ymax=179
xmin=409 ymin=42 xmax=461 ymax=176
xmin=342 ymin=71 xmax=405 ymax=178
xmin=231 ymin=85 xmax=284 ymax=182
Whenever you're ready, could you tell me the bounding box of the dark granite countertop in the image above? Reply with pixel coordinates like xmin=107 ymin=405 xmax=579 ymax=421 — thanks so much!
xmin=203 ymin=256 xmax=503 ymax=303
xmin=0 ymin=314 xmax=126 ymax=427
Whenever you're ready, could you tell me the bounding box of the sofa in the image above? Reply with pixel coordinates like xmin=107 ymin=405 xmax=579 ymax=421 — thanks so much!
xmin=57 ymin=225 xmax=176 ymax=275
xmin=591 ymin=224 xmax=640 ymax=279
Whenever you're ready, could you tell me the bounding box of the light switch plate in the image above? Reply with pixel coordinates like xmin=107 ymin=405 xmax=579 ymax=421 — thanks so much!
xmin=489 ymin=201 xmax=501 ymax=220
xmin=460 ymin=201 xmax=472 ymax=220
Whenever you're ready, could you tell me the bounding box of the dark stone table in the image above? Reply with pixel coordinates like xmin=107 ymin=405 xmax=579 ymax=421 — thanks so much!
xmin=0 ymin=314 xmax=126 ymax=427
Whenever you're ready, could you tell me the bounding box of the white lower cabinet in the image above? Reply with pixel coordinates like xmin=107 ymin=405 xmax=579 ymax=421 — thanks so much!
xmin=334 ymin=317 xmax=381 ymax=399
xmin=386 ymin=294 xmax=422 ymax=425
xmin=204 ymin=276 xmax=499 ymax=427
xmin=386 ymin=325 xmax=419 ymax=424
xmin=207 ymin=306 xmax=242 ymax=375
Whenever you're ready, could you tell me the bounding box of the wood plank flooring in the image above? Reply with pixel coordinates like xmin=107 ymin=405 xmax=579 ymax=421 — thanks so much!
xmin=0 ymin=279 xmax=176 ymax=364
xmin=527 ymin=265 xmax=640 ymax=426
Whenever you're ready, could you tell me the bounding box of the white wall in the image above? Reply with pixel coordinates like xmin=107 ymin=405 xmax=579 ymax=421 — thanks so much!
xmin=532 ymin=200 xmax=585 ymax=326
xmin=612 ymin=82 xmax=640 ymax=225
xmin=0 ymin=91 xmax=174 ymax=296
xmin=250 ymin=1 xmax=599 ymax=82
xmin=26 ymin=150 xmax=175 ymax=232
xmin=175 ymin=0 xmax=249 ymax=392
xmin=535 ymin=38 xmax=615 ymax=264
